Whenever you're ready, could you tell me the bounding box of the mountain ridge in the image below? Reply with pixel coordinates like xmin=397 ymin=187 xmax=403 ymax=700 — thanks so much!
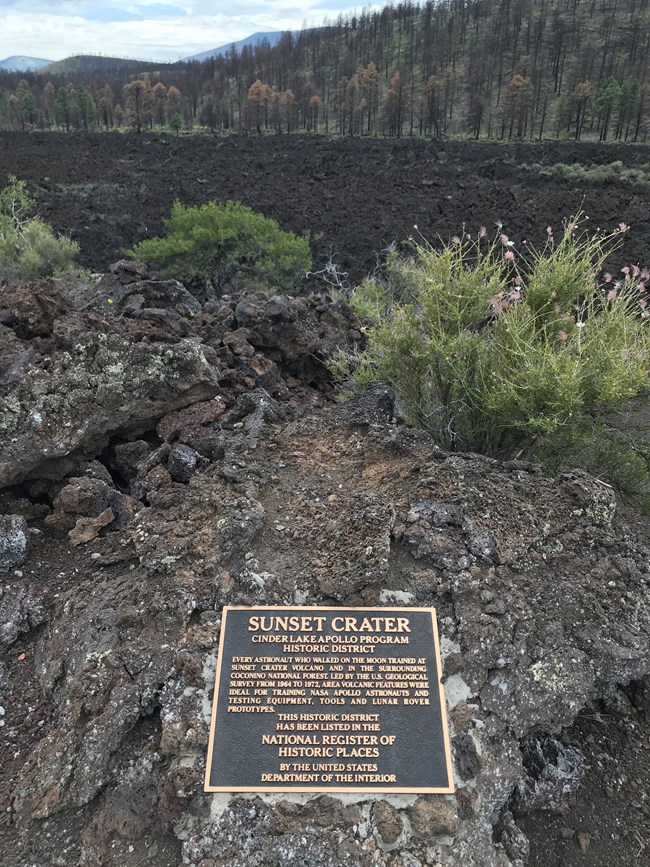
xmin=183 ymin=30 xmax=285 ymax=63
xmin=0 ymin=55 xmax=52 ymax=72
xmin=39 ymin=54 xmax=180 ymax=75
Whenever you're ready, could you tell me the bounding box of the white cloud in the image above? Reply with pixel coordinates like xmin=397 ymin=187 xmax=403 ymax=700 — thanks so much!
xmin=0 ymin=2 xmax=384 ymax=62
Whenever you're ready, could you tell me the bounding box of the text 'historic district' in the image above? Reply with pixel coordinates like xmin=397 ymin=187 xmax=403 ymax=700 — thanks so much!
xmin=205 ymin=606 xmax=454 ymax=793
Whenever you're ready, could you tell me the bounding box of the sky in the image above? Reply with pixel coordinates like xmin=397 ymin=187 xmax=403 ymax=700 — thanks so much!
xmin=0 ymin=0 xmax=383 ymax=63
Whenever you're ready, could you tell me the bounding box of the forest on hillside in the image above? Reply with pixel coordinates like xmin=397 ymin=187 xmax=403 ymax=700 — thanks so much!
xmin=1 ymin=0 xmax=649 ymax=141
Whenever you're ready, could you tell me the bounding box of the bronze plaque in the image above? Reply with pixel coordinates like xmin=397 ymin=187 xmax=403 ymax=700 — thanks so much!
xmin=205 ymin=606 xmax=454 ymax=793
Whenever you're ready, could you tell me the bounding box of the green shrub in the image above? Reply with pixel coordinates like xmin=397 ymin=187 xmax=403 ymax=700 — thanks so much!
xmin=531 ymin=417 xmax=650 ymax=505
xmin=127 ymin=200 xmax=311 ymax=298
xmin=522 ymin=161 xmax=650 ymax=188
xmin=341 ymin=219 xmax=650 ymax=479
xmin=0 ymin=175 xmax=79 ymax=282
xmin=168 ymin=113 xmax=182 ymax=135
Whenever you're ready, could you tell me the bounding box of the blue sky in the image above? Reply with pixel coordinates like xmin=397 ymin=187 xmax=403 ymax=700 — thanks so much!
xmin=0 ymin=1 xmax=383 ymax=62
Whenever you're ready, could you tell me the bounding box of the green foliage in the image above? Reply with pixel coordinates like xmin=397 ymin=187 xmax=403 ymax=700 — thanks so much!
xmin=76 ymin=86 xmax=96 ymax=129
xmin=1 ymin=1 xmax=649 ymax=140
xmin=531 ymin=417 xmax=650 ymax=510
xmin=342 ymin=219 xmax=650 ymax=487
xmin=0 ymin=175 xmax=79 ymax=282
xmin=127 ymin=200 xmax=311 ymax=298
xmin=21 ymin=91 xmax=39 ymax=126
xmin=0 ymin=175 xmax=33 ymax=225
xmin=54 ymin=86 xmax=71 ymax=130
xmin=168 ymin=113 xmax=182 ymax=134
xmin=351 ymin=270 xmax=401 ymax=320
xmin=523 ymin=161 xmax=650 ymax=188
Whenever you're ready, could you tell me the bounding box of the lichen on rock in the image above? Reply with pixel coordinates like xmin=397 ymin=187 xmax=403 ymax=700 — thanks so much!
xmin=1 ymin=273 xmax=650 ymax=867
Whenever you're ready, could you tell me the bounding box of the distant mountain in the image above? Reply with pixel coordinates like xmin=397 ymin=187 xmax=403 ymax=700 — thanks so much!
xmin=0 ymin=55 xmax=52 ymax=72
xmin=40 ymin=55 xmax=179 ymax=75
xmin=184 ymin=31 xmax=285 ymax=63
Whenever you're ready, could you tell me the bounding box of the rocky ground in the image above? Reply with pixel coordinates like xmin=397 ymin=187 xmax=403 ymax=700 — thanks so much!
xmin=1 ymin=264 xmax=649 ymax=866
xmin=1 ymin=134 xmax=650 ymax=284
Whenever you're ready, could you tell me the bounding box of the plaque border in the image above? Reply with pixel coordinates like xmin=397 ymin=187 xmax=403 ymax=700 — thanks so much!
xmin=204 ymin=605 xmax=455 ymax=794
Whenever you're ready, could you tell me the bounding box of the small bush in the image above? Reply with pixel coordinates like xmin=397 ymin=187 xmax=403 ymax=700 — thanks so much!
xmin=340 ymin=218 xmax=650 ymax=487
xmin=0 ymin=175 xmax=79 ymax=283
xmin=0 ymin=219 xmax=80 ymax=282
xmin=531 ymin=417 xmax=650 ymax=505
xmin=522 ymin=161 xmax=650 ymax=188
xmin=168 ymin=113 xmax=182 ymax=135
xmin=127 ymin=200 xmax=311 ymax=299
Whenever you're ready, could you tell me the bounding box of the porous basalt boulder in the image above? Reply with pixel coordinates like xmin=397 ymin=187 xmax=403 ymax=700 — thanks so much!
xmin=0 ymin=333 xmax=220 ymax=487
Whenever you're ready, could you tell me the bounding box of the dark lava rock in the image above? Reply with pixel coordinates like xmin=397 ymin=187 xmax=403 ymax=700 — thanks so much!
xmin=167 ymin=444 xmax=199 ymax=483
xmin=0 ymin=584 xmax=46 ymax=646
xmin=47 ymin=477 xmax=138 ymax=535
xmin=0 ymin=515 xmax=29 ymax=573
xmin=6 ymin=393 xmax=650 ymax=867
xmin=106 ymin=440 xmax=153 ymax=481
xmin=183 ymin=797 xmax=366 ymax=867
xmin=409 ymin=797 xmax=458 ymax=837
xmin=372 ymin=800 xmax=403 ymax=845
xmin=1 ymin=274 xmax=649 ymax=867
xmin=0 ymin=332 xmax=220 ymax=487
xmin=453 ymin=732 xmax=482 ymax=782
xmin=0 ymin=280 xmax=69 ymax=338
xmin=512 ymin=731 xmax=587 ymax=814
xmin=88 ymin=274 xmax=202 ymax=321
xmin=230 ymin=292 xmax=363 ymax=383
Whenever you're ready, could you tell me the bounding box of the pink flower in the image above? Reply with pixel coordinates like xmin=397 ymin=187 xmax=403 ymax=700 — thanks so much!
xmin=451 ymin=235 xmax=461 ymax=245
xmin=619 ymin=222 xmax=629 ymax=231
xmin=621 ymin=266 xmax=630 ymax=278
xmin=504 ymin=250 xmax=515 ymax=261
xmin=500 ymin=233 xmax=509 ymax=247
xmin=558 ymin=330 xmax=568 ymax=341
xmin=632 ymin=264 xmax=641 ymax=277
xmin=607 ymin=289 xmax=617 ymax=301
xmin=603 ymin=272 xmax=613 ymax=283
xmin=509 ymin=288 xmax=522 ymax=301
xmin=638 ymin=282 xmax=646 ymax=293
xmin=490 ymin=293 xmax=507 ymax=316
xmin=641 ymin=268 xmax=650 ymax=280
xmin=479 ymin=226 xmax=487 ymax=238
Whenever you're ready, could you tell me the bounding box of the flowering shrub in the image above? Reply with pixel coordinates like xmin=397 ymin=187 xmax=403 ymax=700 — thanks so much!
xmin=338 ymin=217 xmax=649 ymax=496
